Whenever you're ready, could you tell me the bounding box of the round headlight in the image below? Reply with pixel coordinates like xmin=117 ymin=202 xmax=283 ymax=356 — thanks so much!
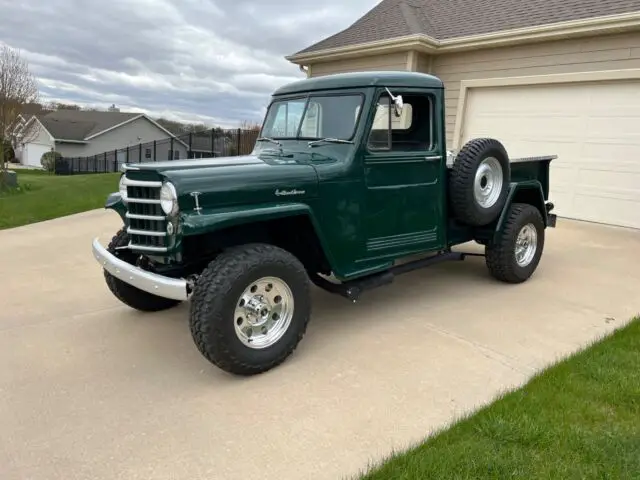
xmin=119 ymin=175 xmax=128 ymax=202
xmin=160 ymin=182 xmax=178 ymax=215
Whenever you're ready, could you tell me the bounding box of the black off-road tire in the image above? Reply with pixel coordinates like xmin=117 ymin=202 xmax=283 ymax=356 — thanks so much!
xmin=189 ymin=243 xmax=311 ymax=376
xmin=486 ymin=203 xmax=545 ymax=284
xmin=449 ymin=138 xmax=511 ymax=226
xmin=103 ymin=228 xmax=182 ymax=312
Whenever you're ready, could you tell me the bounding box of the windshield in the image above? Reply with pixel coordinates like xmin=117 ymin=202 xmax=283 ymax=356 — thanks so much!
xmin=260 ymin=94 xmax=363 ymax=141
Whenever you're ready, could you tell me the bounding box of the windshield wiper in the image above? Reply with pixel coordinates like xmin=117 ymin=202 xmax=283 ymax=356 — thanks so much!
xmin=307 ymin=138 xmax=354 ymax=147
xmin=256 ymin=137 xmax=283 ymax=147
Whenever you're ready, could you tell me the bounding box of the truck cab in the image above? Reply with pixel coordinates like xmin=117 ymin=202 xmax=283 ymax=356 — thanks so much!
xmin=92 ymin=71 xmax=557 ymax=377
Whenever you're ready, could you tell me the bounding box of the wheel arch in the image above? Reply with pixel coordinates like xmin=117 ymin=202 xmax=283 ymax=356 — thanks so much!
xmin=180 ymin=204 xmax=336 ymax=276
xmin=494 ymin=181 xmax=548 ymax=241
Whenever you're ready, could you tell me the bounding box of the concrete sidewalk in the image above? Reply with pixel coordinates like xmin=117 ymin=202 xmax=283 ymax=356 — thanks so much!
xmin=1 ymin=209 xmax=638 ymax=480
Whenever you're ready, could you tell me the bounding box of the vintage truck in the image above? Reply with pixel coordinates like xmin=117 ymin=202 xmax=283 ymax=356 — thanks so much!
xmin=91 ymin=71 xmax=557 ymax=376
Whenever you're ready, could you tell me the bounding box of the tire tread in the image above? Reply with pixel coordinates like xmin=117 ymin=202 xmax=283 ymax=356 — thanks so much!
xmin=486 ymin=203 xmax=545 ymax=283
xmin=189 ymin=243 xmax=311 ymax=376
xmin=449 ymin=138 xmax=510 ymax=226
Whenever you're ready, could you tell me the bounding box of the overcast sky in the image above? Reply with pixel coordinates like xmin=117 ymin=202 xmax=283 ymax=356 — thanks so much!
xmin=0 ymin=0 xmax=379 ymax=127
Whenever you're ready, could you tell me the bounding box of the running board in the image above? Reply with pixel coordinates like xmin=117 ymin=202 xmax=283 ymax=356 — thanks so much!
xmin=311 ymin=250 xmax=469 ymax=302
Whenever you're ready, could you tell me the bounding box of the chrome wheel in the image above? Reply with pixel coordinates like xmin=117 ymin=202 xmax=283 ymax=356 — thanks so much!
xmin=234 ymin=276 xmax=294 ymax=349
xmin=474 ymin=157 xmax=503 ymax=209
xmin=515 ymin=224 xmax=538 ymax=267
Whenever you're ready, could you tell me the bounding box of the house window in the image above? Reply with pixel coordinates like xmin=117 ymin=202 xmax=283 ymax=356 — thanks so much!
xmin=145 ymin=148 xmax=151 ymax=159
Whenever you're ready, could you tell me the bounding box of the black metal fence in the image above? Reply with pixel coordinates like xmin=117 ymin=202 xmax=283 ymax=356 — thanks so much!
xmin=54 ymin=127 xmax=260 ymax=175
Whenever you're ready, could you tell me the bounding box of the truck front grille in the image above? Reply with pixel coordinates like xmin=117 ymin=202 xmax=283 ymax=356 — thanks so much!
xmin=123 ymin=177 xmax=169 ymax=252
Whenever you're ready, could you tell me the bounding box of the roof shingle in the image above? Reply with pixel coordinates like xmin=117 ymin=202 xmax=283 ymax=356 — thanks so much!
xmin=293 ymin=0 xmax=640 ymax=56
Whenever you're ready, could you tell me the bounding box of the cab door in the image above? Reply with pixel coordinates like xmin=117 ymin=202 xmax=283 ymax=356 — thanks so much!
xmin=361 ymin=88 xmax=445 ymax=260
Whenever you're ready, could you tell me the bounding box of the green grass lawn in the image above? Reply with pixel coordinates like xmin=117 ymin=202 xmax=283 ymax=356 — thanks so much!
xmin=0 ymin=169 xmax=119 ymax=230
xmin=358 ymin=317 xmax=640 ymax=480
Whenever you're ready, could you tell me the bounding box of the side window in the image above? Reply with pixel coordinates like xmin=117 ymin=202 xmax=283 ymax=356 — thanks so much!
xmin=367 ymin=92 xmax=433 ymax=152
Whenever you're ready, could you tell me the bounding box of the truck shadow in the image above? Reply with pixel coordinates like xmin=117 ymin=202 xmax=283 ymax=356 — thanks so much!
xmin=112 ymin=250 xmax=513 ymax=382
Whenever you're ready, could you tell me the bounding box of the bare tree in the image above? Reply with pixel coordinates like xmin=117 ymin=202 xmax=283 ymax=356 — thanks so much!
xmin=0 ymin=43 xmax=39 ymax=175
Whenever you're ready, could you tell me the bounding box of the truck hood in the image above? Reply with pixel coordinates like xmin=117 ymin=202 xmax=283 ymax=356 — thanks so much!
xmin=128 ymin=153 xmax=319 ymax=212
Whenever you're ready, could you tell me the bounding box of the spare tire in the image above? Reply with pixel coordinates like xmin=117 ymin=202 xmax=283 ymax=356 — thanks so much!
xmin=449 ymin=138 xmax=511 ymax=226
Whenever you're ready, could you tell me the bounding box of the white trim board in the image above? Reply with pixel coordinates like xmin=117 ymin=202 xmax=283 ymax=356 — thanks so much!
xmin=452 ymin=68 xmax=640 ymax=149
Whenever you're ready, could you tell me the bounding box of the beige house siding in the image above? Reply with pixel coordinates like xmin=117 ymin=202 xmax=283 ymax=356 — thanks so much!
xmin=310 ymin=52 xmax=409 ymax=77
xmin=433 ymin=31 xmax=640 ymax=148
xmin=415 ymin=53 xmax=432 ymax=74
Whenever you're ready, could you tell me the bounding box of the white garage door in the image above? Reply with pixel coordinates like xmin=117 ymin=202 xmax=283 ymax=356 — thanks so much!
xmin=23 ymin=143 xmax=51 ymax=168
xmin=460 ymin=80 xmax=640 ymax=229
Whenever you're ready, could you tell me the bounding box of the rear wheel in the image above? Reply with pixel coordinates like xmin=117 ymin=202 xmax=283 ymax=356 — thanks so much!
xmin=103 ymin=228 xmax=182 ymax=312
xmin=485 ymin=203 xmax=545 ymax=283
xmin=189 ymin=244 xmax=311 ymax=376
xmin=449 ymin=138 xmax=511 ymax=226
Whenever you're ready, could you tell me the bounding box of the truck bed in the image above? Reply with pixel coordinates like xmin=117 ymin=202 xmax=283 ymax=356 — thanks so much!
xmin=446 ymin=152 xmax=557 ymax=202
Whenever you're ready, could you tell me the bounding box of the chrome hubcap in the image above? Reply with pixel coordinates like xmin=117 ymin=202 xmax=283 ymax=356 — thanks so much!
xmin=234 ymin=276 xmax=294 ymax=349
xmin=474 ymin=157 xmax=503 ymax=209
xmin=515 ymin=224 xmax=538 ymax=267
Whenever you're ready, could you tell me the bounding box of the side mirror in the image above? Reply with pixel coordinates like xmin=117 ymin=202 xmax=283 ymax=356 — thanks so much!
xmin=393 ymin=95 xmax=404 ymax=117
xmin=385 ymin=87 xmax=403 ymax=117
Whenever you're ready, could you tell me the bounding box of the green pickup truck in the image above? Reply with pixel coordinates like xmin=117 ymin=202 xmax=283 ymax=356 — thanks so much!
xmin=92 ymin=71 xmax=557 ymax=376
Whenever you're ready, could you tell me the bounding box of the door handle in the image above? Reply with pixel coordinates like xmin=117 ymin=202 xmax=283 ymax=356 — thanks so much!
xmin=425 ymin=155 xmax=441 ymax=161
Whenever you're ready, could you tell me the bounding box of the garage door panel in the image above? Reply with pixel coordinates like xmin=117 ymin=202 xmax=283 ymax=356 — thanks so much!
xmin=461 ymin=80 xmax=640 ymax=229
xmin=573 ymin=194 xmax=640 ymax=228
xmin=586 ymin=117 xmax=640 ymax=138
xmin=586 ymin=139 xmax=640 ymax=158
xmin=24 ymin=144 xmax=50 ymax=167
xmin=578 ymin=164 xmax=640 ymax=191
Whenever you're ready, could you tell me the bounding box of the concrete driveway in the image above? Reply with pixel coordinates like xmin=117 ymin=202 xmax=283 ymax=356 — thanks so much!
xmin=1 ymin=209 xmax=639 ymax=480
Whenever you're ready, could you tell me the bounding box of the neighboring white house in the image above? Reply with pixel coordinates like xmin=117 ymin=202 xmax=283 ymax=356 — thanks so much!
xmin=13 ymin=110 xmax=187 ymax=167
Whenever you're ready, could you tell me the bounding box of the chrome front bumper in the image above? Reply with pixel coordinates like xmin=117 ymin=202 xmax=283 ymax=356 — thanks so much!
xmin=92 ymin=237 xmax=189 ymax=301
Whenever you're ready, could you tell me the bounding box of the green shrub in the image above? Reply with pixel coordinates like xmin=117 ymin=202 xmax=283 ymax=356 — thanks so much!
xmin=40 ymin=150 xmax=62 ymax=172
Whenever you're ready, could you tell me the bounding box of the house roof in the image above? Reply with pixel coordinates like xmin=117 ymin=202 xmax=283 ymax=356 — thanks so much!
xmin=292 ymin=0 xmax=640 ymax=56
xmin=36 ymin=110 xmax=141 ymax=141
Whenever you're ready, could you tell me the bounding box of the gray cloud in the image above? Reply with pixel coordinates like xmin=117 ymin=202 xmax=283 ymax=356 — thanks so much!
xmin=0 ymin=0 xmax=378 ymax=127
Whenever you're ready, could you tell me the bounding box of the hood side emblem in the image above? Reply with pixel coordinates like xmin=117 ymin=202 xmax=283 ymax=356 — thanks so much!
xmin=190 ymin=192 xmax=202 ymax=213
xmin=275 ymin=188 xmax=305 ymax=197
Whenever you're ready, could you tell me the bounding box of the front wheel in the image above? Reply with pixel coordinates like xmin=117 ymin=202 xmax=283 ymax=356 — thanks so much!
xmin=189 ymin=244 xmax=311 ymax=376
xmin=485 ymin=203 xmax=545 ymax=283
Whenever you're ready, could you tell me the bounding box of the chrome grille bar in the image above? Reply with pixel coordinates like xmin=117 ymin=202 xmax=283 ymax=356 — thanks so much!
xmin=126 ymin=212 xmax=165 ymax=221
xmin=127 ymin=243 xmax=169 ymax=252
xmin=127 ymin=227 xmax=166 ymax=237
xmin=123 ymin=173 xmax=169 ymax=251
xmin=122 ymin=178 xmax=162 ymax=188
xmin=126 ymin=198 xmax=161 ymax=204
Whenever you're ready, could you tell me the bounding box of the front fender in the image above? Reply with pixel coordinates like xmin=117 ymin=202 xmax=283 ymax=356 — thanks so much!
xmin=105 ymin=192 xmax=127 ymax=223
xmin=180 ymin=202 xmax=336 ymax=266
